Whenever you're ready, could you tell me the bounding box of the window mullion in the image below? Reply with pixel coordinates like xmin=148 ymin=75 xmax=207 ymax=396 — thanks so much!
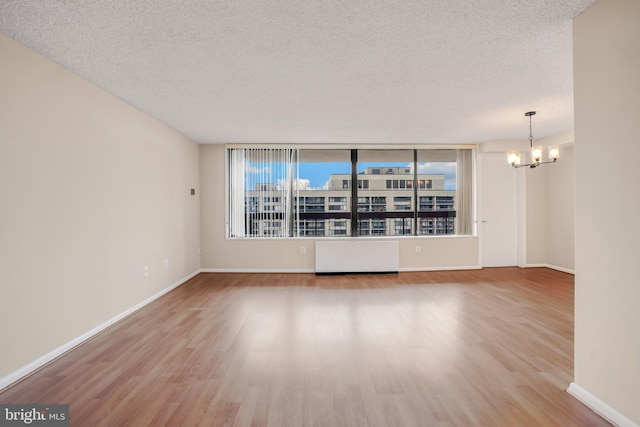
xmin=413 ymin=149 xmax=418 ymax=236
xmin=350 ymin=149 xmax=358 ymax=236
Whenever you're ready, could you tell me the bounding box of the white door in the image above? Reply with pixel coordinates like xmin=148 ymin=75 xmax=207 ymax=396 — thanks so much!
xmin=479 ymin=154 xmax=518 ymax=267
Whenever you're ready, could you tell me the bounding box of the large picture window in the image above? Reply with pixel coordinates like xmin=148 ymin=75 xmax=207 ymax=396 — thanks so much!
xmin=227 ymin=147 xmax=474 ymax=238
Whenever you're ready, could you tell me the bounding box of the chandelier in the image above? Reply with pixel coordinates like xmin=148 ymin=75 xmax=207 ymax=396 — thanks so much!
xmin=507 ymin=111 xmax=559 ymax=168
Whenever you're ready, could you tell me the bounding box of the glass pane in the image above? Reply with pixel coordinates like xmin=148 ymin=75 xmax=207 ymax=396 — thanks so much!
xmin=356 ymin=150 xmax=414 ymax=236
xmin=296 ymin=149 xmax=352 ymax=237
xmin=416 ymin=149 xmax=457 ymax=235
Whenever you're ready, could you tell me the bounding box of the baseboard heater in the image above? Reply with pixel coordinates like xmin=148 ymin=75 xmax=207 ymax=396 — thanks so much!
xmin=315 ymin=240 xmax=399 ymax=275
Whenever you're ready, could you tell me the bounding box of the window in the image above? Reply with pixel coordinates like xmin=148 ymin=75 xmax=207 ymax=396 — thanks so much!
xmin=394 ymin=218 xmax=412 ymax=235
xmin=357 ymin=179 xmax=369 ymax=189
xmin=245 ymin=196 xmax=259 ymax=213
xmin=298 ymin=219 xmax=326 ymax=236
xmin=329 ymin=219 xmax=347 ymax=235
xmin=395 ymin=205 xmax=411 ymax=210
xmin=305 ymin=197 xmax=324 ymax=204
xmin=358 ymin=219 xmax=387 ymax=235
xmin=419 ymin=196 xmax=434 ymax=211
xmin=228 ymin=147 xmax=474 ymax=238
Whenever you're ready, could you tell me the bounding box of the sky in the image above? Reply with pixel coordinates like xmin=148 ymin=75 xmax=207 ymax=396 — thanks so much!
xmin=298 ymin=161 xmax=457 ymax=190
xmin=242 ymin=160 xmax=458 ymax=191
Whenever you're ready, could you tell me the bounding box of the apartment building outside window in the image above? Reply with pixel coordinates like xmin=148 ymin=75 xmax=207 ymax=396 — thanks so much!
xmin=227 ymin=147 xmax=474 ymax=238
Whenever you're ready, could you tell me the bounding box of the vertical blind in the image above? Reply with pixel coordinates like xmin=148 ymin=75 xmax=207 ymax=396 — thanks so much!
xmin=228 ymin=148 xmax=298 ymax=238
xmin=456 ymin=149 xmax=474 ymax=235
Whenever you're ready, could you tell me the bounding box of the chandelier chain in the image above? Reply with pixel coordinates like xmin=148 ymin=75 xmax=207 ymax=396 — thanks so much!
xmin=529 ymin=114 xmax=534 ymax=148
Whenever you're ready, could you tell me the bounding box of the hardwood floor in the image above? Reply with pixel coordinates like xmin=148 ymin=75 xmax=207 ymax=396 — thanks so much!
xmin=0 ymin=268 xmax=610 ymax=426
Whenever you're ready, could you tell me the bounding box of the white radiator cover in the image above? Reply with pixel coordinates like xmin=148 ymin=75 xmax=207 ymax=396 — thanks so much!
xmin=315 ymin=240 xmax=399 ymax=274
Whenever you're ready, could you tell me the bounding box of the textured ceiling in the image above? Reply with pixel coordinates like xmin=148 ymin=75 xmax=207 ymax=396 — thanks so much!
xmin=0 ymin=0 xmax=596 ymax=145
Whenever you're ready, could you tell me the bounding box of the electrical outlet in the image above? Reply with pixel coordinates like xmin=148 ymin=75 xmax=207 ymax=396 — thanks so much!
xmin=300 ymin=247 xmax=306 ymax=254
xmin=198 ymin=248 xmax=202 ymax=255
xmin=144 ymin=266 xmax=149 ymax=277
xmin=164 ymin=259 xmax=169 ymax=269
xmin=415 ymin=245 xmax=421 ymax=253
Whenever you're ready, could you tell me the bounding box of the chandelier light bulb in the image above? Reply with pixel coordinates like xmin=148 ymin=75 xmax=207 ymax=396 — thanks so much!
xmin=531 ymin=146 xmax=543 ymax=163
xmin=507 ymin=151 xmax=521 ymax=166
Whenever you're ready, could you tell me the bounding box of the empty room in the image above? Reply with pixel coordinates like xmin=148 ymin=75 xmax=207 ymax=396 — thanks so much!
xmin=1 ymin=0 xmax=638 ymax=425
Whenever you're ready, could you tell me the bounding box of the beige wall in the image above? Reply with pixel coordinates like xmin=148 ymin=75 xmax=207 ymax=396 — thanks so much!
xmin=546 ymin=145 xmax=574 ymax=271
xmin=200 ymin=144 xmax=479 ymax=271
xmin=0 ymin=34 xmax=200 ymax=378
xmin=525 ymin=142 xmax=575 ymax=271
xmin=525 ymin=164 xmax=548 ymax=265
xmin=574 ymin=0 xmax=640 ymax=423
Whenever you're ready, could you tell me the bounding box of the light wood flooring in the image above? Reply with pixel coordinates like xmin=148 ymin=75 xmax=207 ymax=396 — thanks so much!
xmin=0 ymin=268 xmax=610 ymax=426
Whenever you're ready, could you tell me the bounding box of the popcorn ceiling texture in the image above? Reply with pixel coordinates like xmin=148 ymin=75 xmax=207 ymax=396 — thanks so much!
xmin=0 ymin=0 xmax=596 ymax=145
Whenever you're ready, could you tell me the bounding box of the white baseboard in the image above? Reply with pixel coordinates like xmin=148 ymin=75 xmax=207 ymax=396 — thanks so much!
xmin=201 ymin=266 xmax=482 ymax=273
xmin=521 ymin=263 xmax=575 ymax=275
xmin=200 ymin=268 xmax=315 ymax=273
xmin=546 ymin=264 xmax=575 ymax=275
xmin=0 ymin=270 xmax=200 ymax=391
xmin=567 ymin=383 xmax=638 ymax=427
xmin=400 ymin=265 xmax=482 ymax=272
